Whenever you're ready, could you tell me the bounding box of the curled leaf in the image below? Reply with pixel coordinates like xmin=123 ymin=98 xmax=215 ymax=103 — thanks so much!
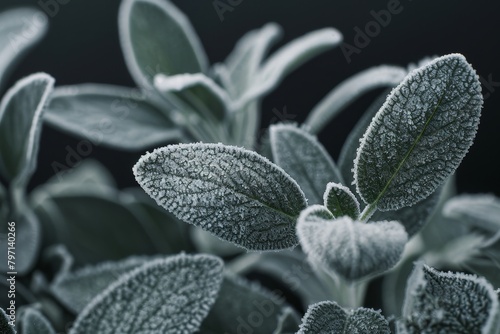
xmin=324 ymin=182 xmax=360 ymax=219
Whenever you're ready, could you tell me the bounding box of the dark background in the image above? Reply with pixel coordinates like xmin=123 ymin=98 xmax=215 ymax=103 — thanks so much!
xmin=1 ymin=0 xmax=499 ymax=195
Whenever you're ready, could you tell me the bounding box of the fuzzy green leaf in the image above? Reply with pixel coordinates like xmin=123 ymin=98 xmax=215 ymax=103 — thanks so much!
xmin=70 ymin=254 xmax=224 ymax=334
xmin=398 ymin=263 xmax=500 ymax=334
xmin=297 ymin=205 xmax=407 ymax=280
xmin=19 ymin=308 xmax=56 ymax=334
xmin=324 ymin=182 xmax=360 ymax=219
xmin=354 ymin=54 xmax=483 ymax=211
xmin=119 ymin=0 xmax=208 ymax=89
xmin=45 ymin=84 xmax=181 ymax=150
xmin=297 ymin=301 xmax=390 ymax=334
xmin=270 ymin=123 xmax=342 ymax=205
xmin=133 ymin=143 xmax=307 ymax=250
xmin=443 ymin=194 xmax=500 ymax=233
xmin=0 ymin=308 xmax=15 ymax=334
xmin=0 ymin=73 xmax=54 ymax=185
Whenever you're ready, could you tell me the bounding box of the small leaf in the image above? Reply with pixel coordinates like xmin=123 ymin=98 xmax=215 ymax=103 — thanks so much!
xmin=45 ymin=84 xmax=181 ymax=150
xmin=19 ymin=308 xmax=56 ymax=334
xmin=297 ymin=205 xmax=407 ymax=280
xmin=270 ymin=123 xmax=343 ymax=205
xmin=154 ymin=73 xmax=230 ymax=121
xmin=199 ymin=275 xmax=300 ymax=334
xmin=297 ymin=301 xmax=390 ymax=334
xmin=69 ymin=254 xmax=224 ymax=334
xmin=133 ymin=143 xmax=307 ymax=250
xmin=398 ymin=263 xmax=500 ymax=334
xmin=324 ymin=182 xmax=360 ymax=219
xmin=354 ymin=54 xmax=483 ymax=211
xmin=305 ymin=66 xmax=406 ymax=134
xmin=0 ymin=73 xmax=54 ymax=185
xmin=0 ymin=8 xmax=48 ymax=90
xmin=119 ymin=0 xmax=208 ymax=89
xmin=443 ymin=194 xmax=500 ymax=233
xmin=0 ymin=307 xmax=15 ymax=334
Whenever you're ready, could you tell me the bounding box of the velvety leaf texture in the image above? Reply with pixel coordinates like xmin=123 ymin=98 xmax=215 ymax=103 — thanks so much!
xmin=270 ymin=123 xmax=343 ymax=205
xmin=133 ymin=143 xmax=307 ymax=250
xmin=297 ymin=301 xmax=390 ymax=334
xmin=443 ymin=194 xmax=500 ymax=233
xmin=297 ymin=205 xmax=407 ymax=280
xmin=354 ymin=54 xmax=483 ymax=211
xmin=70 ymin=254 xmax=224 ymax=334
xmin=20 ymin=308 xmax=56 ymax=334
xmin=324 ymin=182 xmax=360 ymax=219
xmin=398 ymin=264 xmax=500 ymax=334
xmin=0 ymin=307 xmax=15 ymax=334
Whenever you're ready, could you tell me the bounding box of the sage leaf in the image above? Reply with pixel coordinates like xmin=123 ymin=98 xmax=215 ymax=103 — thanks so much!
xmin=70 ymin=254 xmax=224 ymax=334
xmin=0 ymin=308 xmax=15 ymax=334
xmin=133 ymin=143 xmax=307 ymax=250
xmin=0 ymin=8 xmax=48 ymax=90
xmin=443 ymin=194 xmax=500 ymax=233
xmin=19 ymin=308 xmax=56 ymax=334
xmin=324 ymin=182 xmax=360 ymax=219
xmin=297 ymin=301 xmax=390 ymax=334
xmin=45 ymin=84 xmax=182 ymax=150
xmin=297 ymin=205 xmax=407 ymax=280
xmin=354 ymin=54 xmax=483 ymax=212
xmin=270 ymin=123 xmax=342 ymax=205
xmin=305 ymin=66 xmax=406 ymax=134
xmin=398 ymin=263 xmax=500 ymax=334
xmin=119 ymin=0 xmax=208 ymax=89
xmin=0 ymin=73 xmax=54 ymax=185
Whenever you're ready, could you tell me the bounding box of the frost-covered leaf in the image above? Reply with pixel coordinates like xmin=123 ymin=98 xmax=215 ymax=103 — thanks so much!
xmin=70 ymin=254 xmax=224 ymax=334
xmin=270 ymin=123 xmax=342 ymax=205
xmin=354 ymin=54 xmax=483 ymax=212
xmin=0 ymin=8 xmax=48 ymax=90
xmin=324 ymin=182 xmax=360 ymax=219
xmin=19 ymin=308 xmax=56 ymax=334
xmin=398 ymin=263 xmax=500 ymax=334
xmin=0 ymin=307 xmax=15 ymax=334
xmin=119 ymin=0 xmax=208 ymax=89
xmin=199 ymin=275 xmax=300 ymax=334
xmin=154 ymin=73 xmax=230 ymax=121
xmin=297 ymin=205 xmax=407 ymax=280
xmin=297 ymin=301 xmax=390 ymax=334
xmin=191 ymin=226 xmax=243 ymax=256
xmin=45 ymin=84 xmax=181 ymax=150
xmin=133 ymin=143 xmax=307 ymax=250
xmin=443 ymin=194 xmax=500 ymax=233
xmin=305 ymin=66 xmax=406 ymax=134
xmin=0 ymin=73 xmax=54 ymax=185
xmin=51 ymin=256 xmax=151 ymax=314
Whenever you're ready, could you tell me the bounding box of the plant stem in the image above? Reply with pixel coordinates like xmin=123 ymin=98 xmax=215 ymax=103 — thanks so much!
xmin=359 ymin=202 xmax=377 ymax=222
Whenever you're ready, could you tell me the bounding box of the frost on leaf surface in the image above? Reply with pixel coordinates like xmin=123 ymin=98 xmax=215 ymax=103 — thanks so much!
xmin=133 ymin=143 xmax=307 ymax=251
xmin=297 ymin=205 xmax=407 ymax=280
xmin=0 ymin=308 xmax=15 ymax=334
xmin=354 ymin=54 xmax=482 ymax=211
xmin=69 ymin=254 xmax=224 ymax=334
xmin=297 ymin=301 xmax=390 ymax=334
xmin=324 ymin=182 xmax=360 ymax=219
xmin=398 ymin=263 xmax=500 ymax=334
xmin=443 ymin=194 xmax=500 ymax=233
xmin=19 ymin=308 xmax=56 ymax=334
xmin=270 ymin=123 xmax=342 ymax=205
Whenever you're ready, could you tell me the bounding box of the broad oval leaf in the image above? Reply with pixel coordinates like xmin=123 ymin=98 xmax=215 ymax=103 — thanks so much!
xmin=398 ymin=263 xmax=500 ymax=334
xmin=70 ymin=254 xmax=224 ymax=334
xmin=270 ymin=123 xmax=343 ymax=205
xmin=19 ymin=308 xmax=56 ymax=334
xmin=45 ymin=84 xmax=182 ymax=150
xmin=0 ymin=307 xmax=15 ymax=334
xmin=354 ymin=54 xmax=483 ymax=211
xmin=119 ymin=0 xmax=208 ymax=89
xmin=443 ymin=194 xmax=500 ymax=233
xmin=297 ymin=301 xmax=390 ymax=334
xmin=0 ymin=73 xmax=54 ymax=185
xmin=133 ymin=143 xmax=307 ymax=250
xmin=324 ymin=182 xmax=360 ymax=219
xmin=297 ymin=205 xmax=407 ymax=280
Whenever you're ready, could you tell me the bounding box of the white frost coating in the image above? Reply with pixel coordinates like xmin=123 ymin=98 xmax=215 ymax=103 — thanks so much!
xmin=270 ymin=123 xmax=343 ymax=205
xmin=20 ymin=308 xmax=56 ymax=334
xmin=398 ymin=263 xmax=500 ymax=334
xmin=305 ymin=65 xmax=407 ymax=134
xmin=0 ymin=308 xmax=15 ymax=334
xmin=323 ymin=182 xmax=360 ymax=219
xmin=297 ymin=205 xmax=407 ymax=280
xmin=297 ymin=301 xmax=390 ymax=334
xmin=133 ymin=143 xmax=307 ymax=251
xmin=443 ymin=194 xmax=500 ymax=233
xmin=354 ymin=54 xmax=483 ymax=211
xmin=70 ymin=254 xmax=224 ymax=334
